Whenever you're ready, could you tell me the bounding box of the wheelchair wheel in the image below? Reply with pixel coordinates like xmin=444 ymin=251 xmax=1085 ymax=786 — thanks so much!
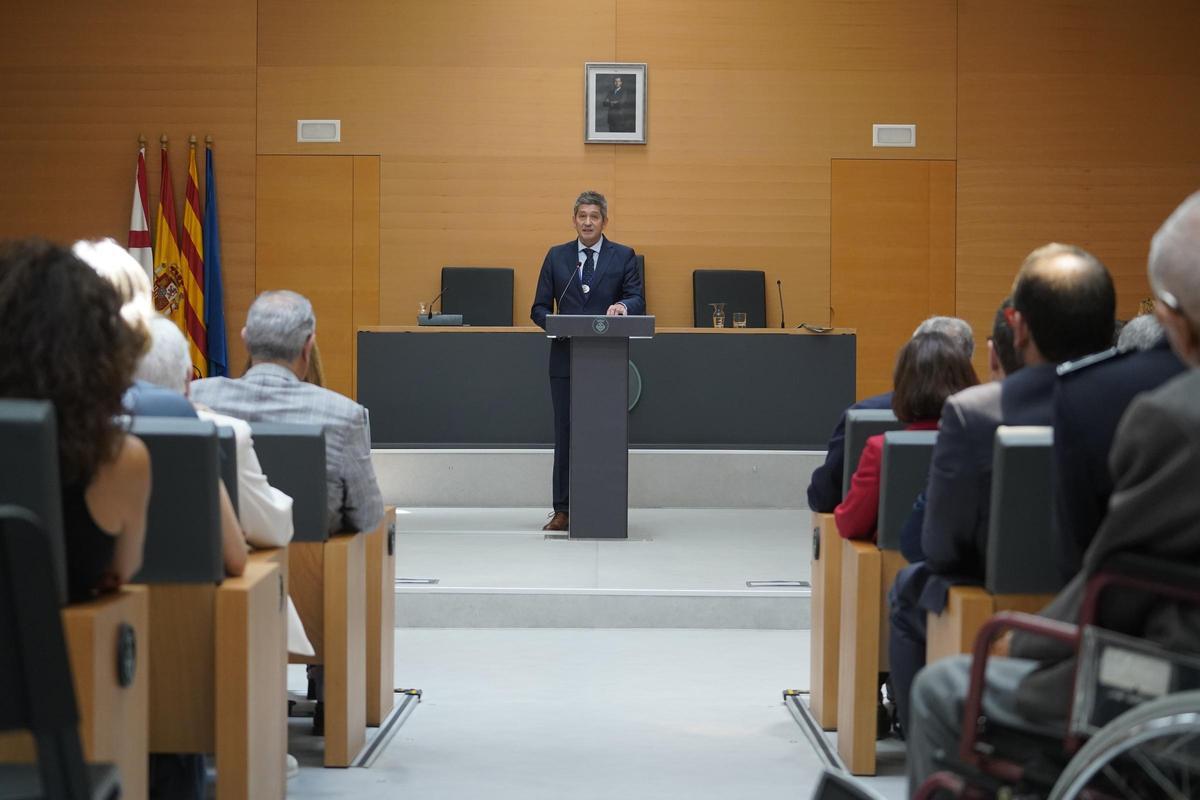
xmin=1048 ymin=690 xmax=1200 ymax=800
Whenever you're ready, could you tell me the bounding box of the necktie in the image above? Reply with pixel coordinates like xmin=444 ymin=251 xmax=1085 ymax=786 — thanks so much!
xmin=581 ymin=248 xmax=595 ymax=288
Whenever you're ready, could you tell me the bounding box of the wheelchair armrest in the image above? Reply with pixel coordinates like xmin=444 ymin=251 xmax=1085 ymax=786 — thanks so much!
xmin=958 ymin=612 xmax=1079 ymax=769
xmin=1082 ymin=555 xmax=1200 ymax=630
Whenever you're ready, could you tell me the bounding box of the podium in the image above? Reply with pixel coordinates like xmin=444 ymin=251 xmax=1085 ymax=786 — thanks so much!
xmin=545 ymin=314 xmax=655 ymax=539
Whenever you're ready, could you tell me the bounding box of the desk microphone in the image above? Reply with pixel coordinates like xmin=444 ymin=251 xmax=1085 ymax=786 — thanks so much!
xmin=777 ymin=279 xmax=785 ymax=329
xmin=426 ymin=288 xmax=447 ymax=319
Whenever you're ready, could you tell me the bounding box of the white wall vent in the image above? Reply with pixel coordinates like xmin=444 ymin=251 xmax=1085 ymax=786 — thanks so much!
xmin=297 ymin=119 xmax=341 ymax=143
xmin=872 ymin=124 xmax=916 ymax=148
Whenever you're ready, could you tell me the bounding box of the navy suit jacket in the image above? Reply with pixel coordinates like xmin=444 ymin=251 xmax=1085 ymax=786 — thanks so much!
xmin=805 ymin=391 xmax=894 ymax=513
xmin=897 ymin=363 xmax=1058 ymax=613
xmin=1052 ymin=338 xmax=1185 ymax=581
xmin=530 ymin=237 xmax=645 ymax=377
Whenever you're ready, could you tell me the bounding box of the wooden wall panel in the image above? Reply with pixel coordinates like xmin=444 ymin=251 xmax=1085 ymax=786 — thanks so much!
xmin=256 ymin=155 xmax=357 ymax=397
xmin=256 ymin=0 xmax=957 ymax=330
xmin=0 ymin=0 xmax=257 ymax=374
xmin=831 ymin=159 xmax=957 ymax=399
xmin=957 ymin=1 xmax=1200 ymax=376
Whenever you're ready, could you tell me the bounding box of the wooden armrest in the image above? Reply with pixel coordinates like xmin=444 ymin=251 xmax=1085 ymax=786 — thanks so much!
xmin=365 ymin=507 xmax=397 ymax=726
xmin=216 ymin=560 xmax=287 ymax=799
xmin=809 ymin=511 xmax=842 ymax=730
xmin=837 ymin=538 xmax=882 ymax=775
xmin=0 ymin=587 xmax=150 ymax=799
xmin=926 ymin=585 xmax=994 ymax=665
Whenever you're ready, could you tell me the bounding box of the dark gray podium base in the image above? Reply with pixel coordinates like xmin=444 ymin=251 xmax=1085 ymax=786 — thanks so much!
xmin=569 ymin=336 xmax=630 ymax=539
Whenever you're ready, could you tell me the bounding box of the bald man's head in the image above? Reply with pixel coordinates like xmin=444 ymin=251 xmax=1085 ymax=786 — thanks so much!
xmin=1011 ymin=243 xmax=1115 ymax=364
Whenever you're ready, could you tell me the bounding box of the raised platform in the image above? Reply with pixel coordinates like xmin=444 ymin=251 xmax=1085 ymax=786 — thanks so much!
xmin=372 ymin=448 xmax=822 ymax=509
xmin=390 ymin=507 xmax=813 ymax=629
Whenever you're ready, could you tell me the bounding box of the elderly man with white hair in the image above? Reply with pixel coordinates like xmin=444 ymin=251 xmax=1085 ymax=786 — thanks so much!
xmin=906 ymin=191 xmax=1200 ymax=794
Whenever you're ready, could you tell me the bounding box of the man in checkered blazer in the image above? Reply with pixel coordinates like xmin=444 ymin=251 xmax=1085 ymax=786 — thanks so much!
xmin=191 ymin=290 xmax=383 ymax=535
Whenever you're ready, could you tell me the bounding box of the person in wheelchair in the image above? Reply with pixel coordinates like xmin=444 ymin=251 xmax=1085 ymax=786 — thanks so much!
xmin=907 ymin=190 xmax=1200 ymax=796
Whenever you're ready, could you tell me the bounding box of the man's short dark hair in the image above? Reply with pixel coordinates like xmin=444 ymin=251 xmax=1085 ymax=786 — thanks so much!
xmin=990 ymin=296 xmax=1022 ymax=375
xmin=1012 ymin=243 xmax=1115 ymax=363
xmin=891 ymin=332 xmax=980 ymax=423
xmin=573 ymin=190 xmax=608 ymax=220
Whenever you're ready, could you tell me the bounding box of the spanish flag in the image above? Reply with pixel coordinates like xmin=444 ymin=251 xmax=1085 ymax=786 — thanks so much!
xmin=152 ymin=141 xmax=186 ymax=337
xmin=180 ymin=141 xmax=207 ymax=378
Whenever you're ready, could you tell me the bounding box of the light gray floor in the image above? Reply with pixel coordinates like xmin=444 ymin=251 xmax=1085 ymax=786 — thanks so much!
xmin=394 ymin=507 xmax=811 ymax=590
xmin=285 ymin=629 xmax=908 ymax=799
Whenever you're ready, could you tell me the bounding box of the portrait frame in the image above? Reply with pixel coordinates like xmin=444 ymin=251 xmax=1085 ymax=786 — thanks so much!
xmin=584 ymin=62 xmax=647 ymax=144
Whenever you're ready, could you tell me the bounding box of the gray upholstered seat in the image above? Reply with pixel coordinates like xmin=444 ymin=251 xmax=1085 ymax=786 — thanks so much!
xmin=130 ymin=417 xmax=224 ymax=583
xmin=877 ymin=430 xmax=937 ymax=551
xmin=986 ymin=426 xmax=1063 ymax=594
xmin=841 ymin=409 xmax=904 ymax=500
xmin=247 ymin=423 xmax=328 ymax=542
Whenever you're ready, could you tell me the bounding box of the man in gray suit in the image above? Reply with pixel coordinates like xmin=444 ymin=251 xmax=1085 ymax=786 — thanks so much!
xmin=191 ymin=290 xmax=383 ymax=535
xmin=906 ymin=192 xmax=1200 ymax=792
xmin=888 ymin=244 xmax=1116 ymax=733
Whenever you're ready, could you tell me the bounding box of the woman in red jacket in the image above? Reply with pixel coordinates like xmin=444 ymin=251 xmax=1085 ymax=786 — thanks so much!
xmin=835 ymin=332 xmax=978 ymax=541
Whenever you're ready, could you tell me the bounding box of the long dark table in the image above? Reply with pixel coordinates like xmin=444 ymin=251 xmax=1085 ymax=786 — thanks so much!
xmin=356 ymin=327 xmax=855 ymax=449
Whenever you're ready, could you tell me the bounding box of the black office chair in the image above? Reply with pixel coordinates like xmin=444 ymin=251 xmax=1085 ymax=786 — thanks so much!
xmin=441 ymin=267 xmax=515 ymax=326
xmin=0 ymin=507 xmax=120 ymax=800
xmin=692 ymin=269 xmax=767 ymax=328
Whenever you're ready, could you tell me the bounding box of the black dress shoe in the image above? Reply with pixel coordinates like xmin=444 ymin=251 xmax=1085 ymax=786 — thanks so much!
xmin=542 ymin=511 xmax=569 ymax=532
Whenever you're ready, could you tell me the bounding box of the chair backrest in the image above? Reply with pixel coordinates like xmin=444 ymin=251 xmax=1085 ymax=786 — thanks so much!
xmin=217 ymin=425 xmax=238 ymax=516
xmin=877 ymin=430 xmax=937 ymax=550
xmin=0 ymin=506 xmax=93 ymax=797
xmin=986 ymin=426 xmax=1062 ymax=594
xmin=0 ymin=399 xmax=68 ymax=604
xmin=248 ymin=423 xmax=328 ymax=542
xmin=441 ymin=266 xmax=515 ymax=326
xmin=130 ymin=417 xmax=224 ymax=583
xmin=841 ymin=409 xmax=903 ymax=499
xmin=809 ymin=768 xmax=888 ymax=800
xmin=692 ymin=269 xmax=767 ymax=328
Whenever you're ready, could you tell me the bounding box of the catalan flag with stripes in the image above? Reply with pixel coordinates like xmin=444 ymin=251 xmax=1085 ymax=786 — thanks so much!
xmin=180 ymin=141 xmax=207 ymax=378
xmin=152 ymin=143 xmax=187 ymax=335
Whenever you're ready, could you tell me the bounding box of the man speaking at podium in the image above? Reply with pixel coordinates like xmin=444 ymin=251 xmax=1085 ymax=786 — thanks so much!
xmin=531 ymin=190 xmax=645 ymax=532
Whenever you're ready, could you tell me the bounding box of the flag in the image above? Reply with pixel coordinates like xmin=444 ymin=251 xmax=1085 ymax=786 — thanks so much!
xmin=152 ymin=143 xmax=187 ymax=340
xmin=127 ymin=145 xmax=153 ymax=277
xmin=203 ymin=141 xmax=228 ymax=377
xmin=180 ymin=141 xmax=207 ymax=378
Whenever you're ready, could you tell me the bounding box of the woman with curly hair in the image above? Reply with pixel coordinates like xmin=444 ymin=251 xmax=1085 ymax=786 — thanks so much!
xmin=0 ymin=238 xmax=151 ymax=602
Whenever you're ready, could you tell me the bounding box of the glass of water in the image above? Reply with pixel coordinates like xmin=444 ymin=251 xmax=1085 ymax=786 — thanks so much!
xmin=733 ymin=312 xmax=747 ymax=328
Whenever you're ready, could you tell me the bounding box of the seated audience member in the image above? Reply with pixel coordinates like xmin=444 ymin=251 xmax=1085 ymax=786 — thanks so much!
xmin=0 ymin=239 xmax=150 ymax=602
xmin=888 ymin=243 xmax=1116 ymax=734
xmin=1116 ymin=310 xmax=1166 ymax=352
xmin=190 ymin=290 xmax=382 ymax=734
xmin=986 ymin=296 xmax=1022 ymax=381
xmin=899 ymin=298 xmax=1023 ymax=563
xmin=136 ymin=316 xmax=312 ymax=659
xmin=191 ymin=290 xmax=383 ymax=535
xmin=907 ymin=191 xmax=1200 ymax=794
xmin=1051 ymin=310 xmax=1184 ymax=582
xmin=834 ymin=332 xmax=978 ymax=541
xmin=806 ymin=316 xmax=975 ymax=512
xmin=75 ymin=241 xmax=245 ymax=577
xmin=72 ymin=238 xmax=196 ymax=418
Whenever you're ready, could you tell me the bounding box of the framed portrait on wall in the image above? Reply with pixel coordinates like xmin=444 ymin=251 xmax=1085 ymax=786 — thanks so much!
xmin=585 ymin=62 xmax=647 ymax=144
